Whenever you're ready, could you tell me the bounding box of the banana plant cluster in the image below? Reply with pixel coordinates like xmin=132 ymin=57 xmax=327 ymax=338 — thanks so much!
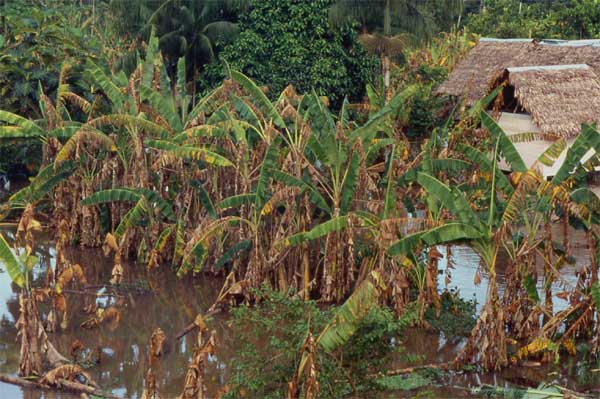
xmin=0 ymin=31 xmax=422 ymax=309
xmin=387 ymin=107 xmax=600 ymax=370
xmin=3 ymin=29 xmax=600 ymax=375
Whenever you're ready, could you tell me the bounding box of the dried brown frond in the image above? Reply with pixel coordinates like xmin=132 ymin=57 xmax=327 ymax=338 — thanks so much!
xmin=61 ymin=92 xmax=92 ymax=114
xmin=261 ymin=187 xmax=301 ymax=216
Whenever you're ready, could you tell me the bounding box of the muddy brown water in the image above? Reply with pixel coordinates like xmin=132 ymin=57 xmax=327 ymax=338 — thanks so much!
xmin=0 ymin=225 xmax=599 ymax=399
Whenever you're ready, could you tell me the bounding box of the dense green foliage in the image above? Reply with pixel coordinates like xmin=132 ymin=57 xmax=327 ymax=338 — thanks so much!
xmin=0 ymin=2 xmax=104 ymax=114
xmin=224 ymin=288 xmax=418 ymax=399
xmin=202 ymin=0 xmax=379 ymax=107
xmin=425 ymin=290 xmax=477 ymax=337
xmin=465 ymin=0 xmax=600 ymax=39
xmin=0 ymin=1 xmax=110 ymax=175
xmin=330 ymin=0 xmax=465 ymax=39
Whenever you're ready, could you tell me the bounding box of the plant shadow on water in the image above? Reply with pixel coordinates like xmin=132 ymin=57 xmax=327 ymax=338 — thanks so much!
xmin=0 ymin=225 xmax=599 ymax=398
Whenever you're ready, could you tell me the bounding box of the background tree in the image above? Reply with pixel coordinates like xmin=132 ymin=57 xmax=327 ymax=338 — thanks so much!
xmin=464 ymin=0 xmax=600 ymax=39
xmin=108 ymin=0 xmax=246 ymax=95
xmin=201 ymin=0 xmax=378 ymax=108
xmin=329 ymin=0 xmax=464 ymax=101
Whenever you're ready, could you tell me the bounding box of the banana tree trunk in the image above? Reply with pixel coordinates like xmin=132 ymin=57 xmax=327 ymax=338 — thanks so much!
xmin=455 ymin=245 xmax=507 ymax=370
xmin=588 ymin=229 xmax=598 ymax=286
xmin=383 ymin=53 xmax=391 ymax=104
xmin=544 ymin=220 xmax=553 ymax=323
xmin=563 ymin=208 xmax=569 ymax=256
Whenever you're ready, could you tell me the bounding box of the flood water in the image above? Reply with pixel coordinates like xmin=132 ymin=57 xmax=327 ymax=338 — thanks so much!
xmin=0 ymin=224 xmax=599 ymax=398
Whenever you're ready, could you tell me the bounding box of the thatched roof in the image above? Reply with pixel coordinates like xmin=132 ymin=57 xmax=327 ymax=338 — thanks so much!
xmin=501 ymin=64 xmax=600 ymax=138
xmin=435 ymin=38 xmax=533 ymax=104
xmin=436 ymin=38 xmax=600 ymax=105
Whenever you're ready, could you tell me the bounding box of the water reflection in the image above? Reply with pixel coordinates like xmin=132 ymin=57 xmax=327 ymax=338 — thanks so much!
xmin=0 ymin=224 xmax=598 ymax=398
xmin=0 ymin=226 xmax=228 ymax=399
xmin=438 ymin=221 xmax=588 ymax=313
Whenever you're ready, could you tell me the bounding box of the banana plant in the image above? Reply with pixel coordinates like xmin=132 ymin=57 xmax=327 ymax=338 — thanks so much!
xmin=0 ymin=233 xmax=26 ymax=288
xmin=281 ymin=87 xmax=418 ymax=302
xmin=175 ymin=72 xmax=315 ymax=286
xmin=389 ymin=110 xmax=600 ymax=370
xmin=288 ymin=270 xmax=387 ymax=398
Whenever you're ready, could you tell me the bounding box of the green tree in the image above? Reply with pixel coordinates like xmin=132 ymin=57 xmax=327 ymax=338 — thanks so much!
xmin=147 ymin=0 xmax=245 ymax=86
xmin=0 ymin=1 xmax=109 ymax=175
xmin=465 ymin=0 xmax=600 ymax=39
xmin=202 ymin=0 xmax=378 ymax=108
xmin=108 ymin=0 xmax=246 ymax=95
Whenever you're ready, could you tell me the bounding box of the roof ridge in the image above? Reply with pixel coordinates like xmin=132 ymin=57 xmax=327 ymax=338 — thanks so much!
xmin=507 ymin=64 xmax=592 ymax=72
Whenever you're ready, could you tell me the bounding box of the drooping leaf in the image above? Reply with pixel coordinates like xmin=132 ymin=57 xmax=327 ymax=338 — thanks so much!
xmin=214 ymin=240 xmax=252 ymax=270
xmin=0 ymin=234 xmax=24 ymax=287
xmin=420 ymin=223 xmax=483 ymax=246
xmin=190 ymin=181 xmax=217 ymax=219
xmin=286 ymin=216 xmax=349 ymax=246
xmin=340 ymin=153 xmax=360 ymax=214
xmin=388 ymin=231 xmax=426 ymax=256
xmin=230 ymin=70 xmax=285 ymax=128
xmin=317 ymin=270 xmax=386 ymax=352
xmin=0 ymin=110 xmax=44 ymax=136
xmin=9 ymin=162 xmax=76 ymax=206
xmin=269 ymin=169 xmax=331 ymax=213
xmin=166 ymin=145 xmax=234 ymax=167
xmin=524 ymin=273 xmax=540 ymax=303
xmin=179 ymin=217 xmax=245 ymax=277
xmin=135 ymin=188 xmax=177 ymax=222
xmin=456 ymin=143 xmax=513 ymax=195
xmin=154 ymin=226 xmax=173 ymax=254
xmin=432 ymin=158 xmax=471 ymax=174
xmin=480 ymin=111 xmax=526 ymax=173
xmin=89 ymin=114 xmax=170 ymax=138
xmin=140 ymin=85 xmax=182 ymax=131
xmin=114 ymin=198 xmax=148 ymax=239
xmin=85 ymin=60 xmax=124 ymax=109
xmin=54 ymin=129 xmax=116 ymax=164
xmin=218 ymin=194 xmax=255 ymax=210
xmin=81 ymin=189 xmax=142 ymax=206
xmin=173 ymin=219 xmax=185 ymax=267
xmin=417 ymin=173 xmax=481 ymax=229
xmin=255 ymin=136 xmax=281 ymax=210
xmin=0 ymin=126 xmax=40 ymax=138
xmin=552 ymin=124 xmax=600 ymax=185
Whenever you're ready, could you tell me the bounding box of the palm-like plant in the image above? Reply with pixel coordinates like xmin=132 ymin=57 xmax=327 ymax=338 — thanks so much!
xmin=118 ymin=0 xmax=249 ymax=93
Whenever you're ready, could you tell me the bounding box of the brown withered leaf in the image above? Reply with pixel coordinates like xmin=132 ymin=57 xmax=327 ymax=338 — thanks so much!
xmin=110 ymin=263 xmax=124 ymax=285
xmin=70 ymin=340 xmax=84 ymax=361
xmin=41 ymin=364 xmax=96 ymax=387
xmin=474 ymin=270 xmax=482 ymax=286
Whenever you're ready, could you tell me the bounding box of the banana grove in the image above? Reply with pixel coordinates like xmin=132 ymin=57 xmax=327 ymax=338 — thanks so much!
xmin=1 ymin=31 xmax=600 ymax=386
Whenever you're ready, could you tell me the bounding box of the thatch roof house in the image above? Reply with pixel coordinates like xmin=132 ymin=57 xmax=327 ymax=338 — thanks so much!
xmin=436 ymin=38 xmax=534 ymax=105
xmin=437 ymin=38 xmax=600 ymax=106
xmin=494 ymin=64 xmax=600 ymax=177
xmin=437 ymin=39 xmax=600 ymax=178
xmin=496 ymin=64 xmax=600 ymax=138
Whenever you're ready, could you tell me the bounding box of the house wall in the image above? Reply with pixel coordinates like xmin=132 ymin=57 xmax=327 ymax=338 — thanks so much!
xmin=498 ymin=112 xmax=540 ymax=134
xmin=497 ymin=112 xmax=598 ymax=179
